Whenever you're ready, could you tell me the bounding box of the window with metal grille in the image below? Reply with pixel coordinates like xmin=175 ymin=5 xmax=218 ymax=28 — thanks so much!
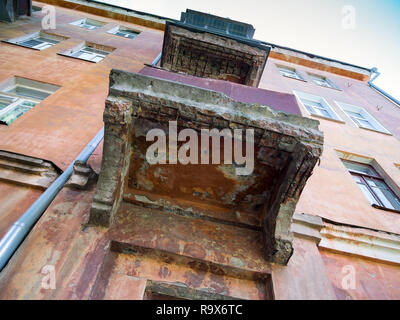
xmin=343 ymin=160 xmax=400 ymax=211
xmin=277 ymin=65 xmax=304 ymax=81
xmin=0 ymin=78 xmax=59 ymax=125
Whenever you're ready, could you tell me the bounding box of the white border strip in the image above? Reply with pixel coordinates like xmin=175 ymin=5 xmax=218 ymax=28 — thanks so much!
xmin=319 ymin=223 xmax=400 ymax=265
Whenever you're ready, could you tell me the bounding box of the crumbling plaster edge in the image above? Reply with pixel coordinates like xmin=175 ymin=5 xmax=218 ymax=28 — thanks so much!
xmin=108 ymin=69 xmax=323 ymax=138
xmin=292 ymin=213 xmax=400 ymax=265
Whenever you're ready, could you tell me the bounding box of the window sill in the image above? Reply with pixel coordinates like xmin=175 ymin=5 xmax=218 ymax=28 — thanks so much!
xmin=313 ymin=83 xmax=342 ymax=91
xmin=372 ymin=204 xmax=400 ymax=214
xmin=308 ymin=113 xmax=346 ymax=124
xmin=106 ymin=31 xmax=139 ymax=40
xmin=57 ymin=52 xmax=98 ymax=63
xmin=357 ymin=126 xmax=392 ymax=136
xmin=69 ymin=24 xmax=101 ymax=31
xmin=1 ymin=40 xmax=41 ymax=51
xmin=281 ymin=74 xmax=307 ymax=83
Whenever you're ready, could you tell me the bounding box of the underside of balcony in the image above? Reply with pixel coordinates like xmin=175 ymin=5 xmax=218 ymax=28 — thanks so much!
xmin=88 ymin=69 xmax=323 ymax=265
xmin=160 ymin=21 xmax=270 ymax=87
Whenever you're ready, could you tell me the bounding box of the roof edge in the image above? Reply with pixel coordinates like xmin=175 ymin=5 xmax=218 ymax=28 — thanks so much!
xmin=34 ymin=0 xmax=373 ymax=78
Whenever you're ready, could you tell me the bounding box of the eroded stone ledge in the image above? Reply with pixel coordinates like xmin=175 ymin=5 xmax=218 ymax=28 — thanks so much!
xmin=89 ymin=69 xmax=323 ymax=265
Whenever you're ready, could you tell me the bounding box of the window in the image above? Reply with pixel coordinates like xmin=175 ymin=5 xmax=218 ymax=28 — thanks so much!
xmin=277 ymin=65 xmax=304 ymax=81
xmin=0 ymin=77 xmax=59 ymax=125
xmin=70 ymin=46 xmax=109 ymax=62
xmin=343 ymin=160 xmax=400 ymax=211
xmin=293 ymin=91 xmax=342 ymax=121
xmin=18 ymin=35 xmax=59 ymax=50
xmin=59 ymin=43 xmax=114 ymax=63
xmin=302 ymin=99 xmax=332 ymax=118
xmin=308 ymin=73 xmax=338 ymax=89
xmin=108 ymin=26 xmax=140 ymax=39
xmin=335 ymin=101 xmax=391 ymax=134
xmin=3 ymin=32 xmax=65 ymax=50
xmin=69 ymin=18 xmax=105 ymax=30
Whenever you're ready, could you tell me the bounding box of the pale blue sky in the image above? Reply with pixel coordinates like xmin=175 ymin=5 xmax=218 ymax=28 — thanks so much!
xmin=101 ymin=0 xmax=400 ymax=99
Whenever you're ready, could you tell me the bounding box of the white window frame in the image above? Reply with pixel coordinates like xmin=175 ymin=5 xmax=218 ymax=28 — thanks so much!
xmin=70 ymin=46 xmax=109 ymax=63
xmin=308 ymin=73 xmax=338 ymax=89
xmin=293 ymin=90 xmax=343 ymax=121
xmin=0 ymin=95 xmax=37 ymax=122
xmin=69 ymin=18 xmax=105 ymax=30
xmin=0 ymin=77 xmax=59 ymax=125
xmin=107 ymin=26 xmax=140 ymax=39
xmin=335 ymin=101 xmax=391 ymax=134
xmin=17 ymin=36 xmax=59 ymax=50
xmin=4 ymin=31 xmax=64 ymax=51
xmin=276 ymin=65 xmax=304 ymax=81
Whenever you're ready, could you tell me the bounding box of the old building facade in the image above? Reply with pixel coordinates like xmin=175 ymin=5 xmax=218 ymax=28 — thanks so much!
xmin=0 ymin=0 xmax=399 ymax=300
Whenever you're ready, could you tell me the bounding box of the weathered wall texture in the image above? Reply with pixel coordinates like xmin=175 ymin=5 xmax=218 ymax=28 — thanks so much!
xmin=0 ymin=151 xmax=59 ymax=238
xmin=259 ymin=58 xmax=400 ymax=235
xmin=321 ymin=249 xmax=400 ymax=300
xmin=0 ymin=2 xmax=163 ymax=171
xmin=0 ymin=182 xmax=42 ymax=238
xmin=0 ymin=0 xmax=399 ymax=300
xmin=0 ymin=0 xmax=162 ymax=238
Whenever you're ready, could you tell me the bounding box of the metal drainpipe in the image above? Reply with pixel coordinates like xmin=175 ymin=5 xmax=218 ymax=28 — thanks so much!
xmin=368 ymin=67 xmax=400 ymax=108
xmin=152 ymin=52 xmax=162 ymax=66
xmin=0 ymin=127 xmax=104 ymax=271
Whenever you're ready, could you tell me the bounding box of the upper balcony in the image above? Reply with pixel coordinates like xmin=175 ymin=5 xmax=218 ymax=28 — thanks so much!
xmin=140 ymin=64 xmax=302 ymax=116
xmin=160 ymin=9 xmax=270 ymax=87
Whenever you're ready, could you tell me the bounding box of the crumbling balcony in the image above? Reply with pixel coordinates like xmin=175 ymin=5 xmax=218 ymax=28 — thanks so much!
xmin=160 ymin=10 xmax=270 ymax=87
xmin=89 ymin=69 xmax=323 ymax=265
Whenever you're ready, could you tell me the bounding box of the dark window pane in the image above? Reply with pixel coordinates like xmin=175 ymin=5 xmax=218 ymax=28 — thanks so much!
xmin=343 ymin=161 xmax=379 ymax=177
xmin=6 ymin=86 xmax=49 ymax=100
xmin=365 ymin=178 xmax=400 ymax=210
xmin=83 ymin=47 xmax=109 ymax=55
xmin=345 ymin=160 xmax=400 ymax=211
xmin=36 ymin=37 xmax=59 ymax=44
xmin=20 ymin=39 xmax=43 ymax=48
xmin=116 ymin=29 xmax=139 ymax=39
